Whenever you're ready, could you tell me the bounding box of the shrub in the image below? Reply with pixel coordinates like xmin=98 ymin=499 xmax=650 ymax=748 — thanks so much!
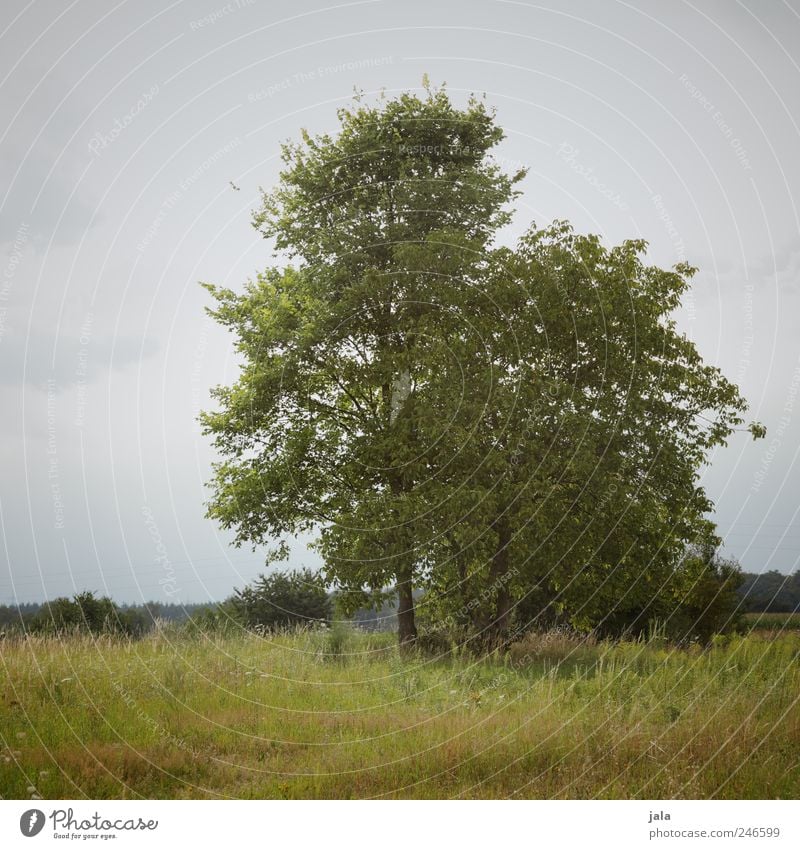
xmin=27 ymin=592 xmax=130 ymax=636
xmin=666 ymin=547 xmax=744 ymax=644
xmin=230 ymin=568 xmax=331 ymax=631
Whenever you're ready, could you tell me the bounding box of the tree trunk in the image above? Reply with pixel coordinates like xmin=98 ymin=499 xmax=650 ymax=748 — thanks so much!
xmin=386 ymin=352 xmax=417 ymax=649
xmin=396 ymin=563 xmax=417 ymax=648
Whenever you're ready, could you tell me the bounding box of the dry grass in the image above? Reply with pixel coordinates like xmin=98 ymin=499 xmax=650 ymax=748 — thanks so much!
xmin=1 ymin=627 xmax=798 ymax=799
xmin=506 ymin=626 xmax=598 ymax=668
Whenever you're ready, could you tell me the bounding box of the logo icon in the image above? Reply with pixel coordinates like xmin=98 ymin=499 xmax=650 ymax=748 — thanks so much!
xmin=20 ymin=809 xmax=45 ymax=837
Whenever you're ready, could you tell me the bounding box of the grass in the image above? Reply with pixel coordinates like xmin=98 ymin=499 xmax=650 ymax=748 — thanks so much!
xmin=1 ymin=626 xmax=798 ymax=799
xmin=740 ymin=611 xmax=800 ymax=631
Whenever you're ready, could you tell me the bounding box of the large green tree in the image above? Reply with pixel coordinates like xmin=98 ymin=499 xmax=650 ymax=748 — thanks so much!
xmin=202 ymin=86 xmax=762 ymax=648
xmin=201 ymin=86 xmax=522 ymax=645
xmin=415 ymin=223 xmax=760 ymax=644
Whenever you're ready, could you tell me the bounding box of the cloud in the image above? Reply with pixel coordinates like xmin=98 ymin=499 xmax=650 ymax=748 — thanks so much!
xmin=0 ymin=327 xmax=159 ymax=388
xmin=0 ymin=70 xmax=103 ymax=250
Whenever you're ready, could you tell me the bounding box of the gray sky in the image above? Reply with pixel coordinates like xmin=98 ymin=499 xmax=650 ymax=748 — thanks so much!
xmin=2 ymin=0 xmax=799 ymax=604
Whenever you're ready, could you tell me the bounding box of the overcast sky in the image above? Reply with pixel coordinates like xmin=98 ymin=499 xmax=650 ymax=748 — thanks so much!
xmin=1 ymin=0 xmax=799 ymax=604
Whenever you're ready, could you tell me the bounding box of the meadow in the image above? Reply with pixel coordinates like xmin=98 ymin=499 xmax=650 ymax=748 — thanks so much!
xmin=1 ymin=625 xmax=798 ymax=800
xmin=741 ymin=611 xmax=800 ymax=631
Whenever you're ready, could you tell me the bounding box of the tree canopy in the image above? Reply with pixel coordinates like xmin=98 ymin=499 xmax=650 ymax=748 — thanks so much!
xmin=201 ymin=84 xmax=762 ymax=648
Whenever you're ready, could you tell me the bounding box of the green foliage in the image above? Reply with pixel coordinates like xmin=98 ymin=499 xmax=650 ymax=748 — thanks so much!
xmin=202 ymin=84 xmax=522 ymax=645
xmin=201 ymin=84 xmax=763 ymax=647
xmin=417 ymin=223 xmax=753 ymax=642
xmin=177 ymin=601 xmax=241 ymax=636
xmin=738 ymin=569 xmax=800 ymax=613
xmin=26 ymin=592 xmax=130 ymax=636
xmin=667 ymin=547 xmax=745 ymax=643
xmin=230 ymin=568 xmax=331 ymax=632
xmin=0 ymin=597 xmax=222 ymax=638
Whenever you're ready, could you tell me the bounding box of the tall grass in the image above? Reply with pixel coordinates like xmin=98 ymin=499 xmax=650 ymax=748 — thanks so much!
xmin=740 ymin=611 xmax=800 ymax=631
xmin=1 ymin=627 xmax=797 ymax=799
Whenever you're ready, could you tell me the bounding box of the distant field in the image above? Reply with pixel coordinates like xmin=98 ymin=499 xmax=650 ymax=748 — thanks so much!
xmin=741 ymin=612 xmax=800 ymax=630
xmin=1 ymin=629 xmax=798 ymax=799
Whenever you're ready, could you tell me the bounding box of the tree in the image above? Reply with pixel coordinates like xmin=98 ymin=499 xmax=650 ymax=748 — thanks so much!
xmin=665 ymin=546 xmax=745 ymax=643
xmin=201 ymin=84 xmax=522 ymax=646
xmin=28 ymin=591 xmax=123 ymax=635
xmin=230 ymin=568 xmax=331 ymax=631
xmin=415 ymin=223 xmax=759 ymax=643
xmin=202 ymin=85 xmax=762 ymax=649
xmin=738 ymin=569 xmax=800 ymax=613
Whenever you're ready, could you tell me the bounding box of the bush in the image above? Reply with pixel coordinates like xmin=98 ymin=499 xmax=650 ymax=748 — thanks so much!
xmin=230 ymin=568 xmax=331 ymax=631
xmin=176 ymin=602 xmax=241 ymax=636
xmin=666 ymin=548 xmax=744 ymax=644
xmin=26 ymin=592 xmax=132 ymax=636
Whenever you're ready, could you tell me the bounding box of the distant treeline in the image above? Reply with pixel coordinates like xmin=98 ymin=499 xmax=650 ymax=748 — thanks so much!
xmin=0 ymin=596 xmax=215 ymax=635
xmin=1 ymin=570 xmax=797 ymax=637
xmin=738 ymin=570 xmax=800 ymax=613
xmin=0 ymin=586 xmax=392 ymax=637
